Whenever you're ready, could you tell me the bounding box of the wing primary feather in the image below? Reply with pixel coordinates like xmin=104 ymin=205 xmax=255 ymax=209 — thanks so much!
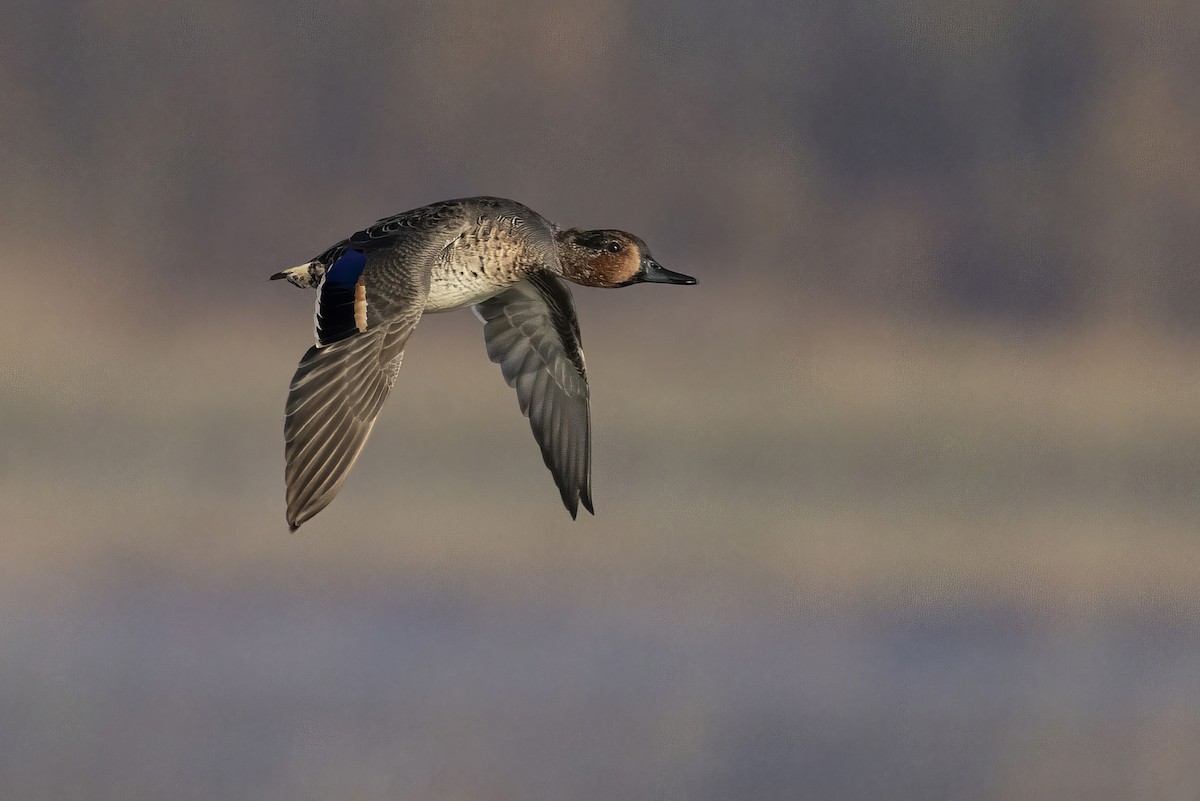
xmin=474 ymin=275 xmax=592 ymax=517
xmin=283 ymin=319 xmax=422 ymax=530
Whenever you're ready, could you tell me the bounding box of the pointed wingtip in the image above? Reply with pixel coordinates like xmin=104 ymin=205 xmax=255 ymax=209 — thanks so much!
xmin=288 ymin=519 xmax=301 ymax=532
xmin=565 ymin=490 xmax=594 ymax=520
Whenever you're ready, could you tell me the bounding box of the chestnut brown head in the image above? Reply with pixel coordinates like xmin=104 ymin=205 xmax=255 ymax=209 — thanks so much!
xmin=557 ymin=229 xmax=697 ymax=288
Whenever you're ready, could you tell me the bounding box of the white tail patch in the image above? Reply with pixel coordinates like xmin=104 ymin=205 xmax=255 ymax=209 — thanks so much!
xmin=274 ymin=262 xmax=322 ymax=288
xmin=354 ymin=276 xmax=368 ymax=332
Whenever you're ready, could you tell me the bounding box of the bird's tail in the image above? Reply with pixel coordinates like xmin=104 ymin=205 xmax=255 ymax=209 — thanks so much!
xmin=270 ymin=261 xmax=325 ymax=289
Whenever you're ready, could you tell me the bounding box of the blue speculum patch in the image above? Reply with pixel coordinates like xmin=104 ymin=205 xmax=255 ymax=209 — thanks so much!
xmin=326 ymin=248 xmax=366 ymax=286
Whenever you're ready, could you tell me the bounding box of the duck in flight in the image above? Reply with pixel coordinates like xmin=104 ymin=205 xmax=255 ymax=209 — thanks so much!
xmin=272 ymin=196 xmax=696 ymax=531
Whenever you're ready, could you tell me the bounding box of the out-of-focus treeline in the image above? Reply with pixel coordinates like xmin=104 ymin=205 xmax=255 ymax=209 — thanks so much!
xmin=3 ymin=0 xmax=1197 ymax=328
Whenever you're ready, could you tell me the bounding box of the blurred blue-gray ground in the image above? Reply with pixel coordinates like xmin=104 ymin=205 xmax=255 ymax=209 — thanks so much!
xmin=3 ymin=2 xmax=1200 ymax=798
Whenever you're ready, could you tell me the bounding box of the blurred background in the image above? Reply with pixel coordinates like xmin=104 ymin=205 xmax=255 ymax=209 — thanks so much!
xmin=3 ymin=1 xmax=1200 ymax=798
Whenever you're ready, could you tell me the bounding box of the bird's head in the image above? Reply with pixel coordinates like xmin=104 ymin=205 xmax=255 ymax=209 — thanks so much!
xmin=557 ymin=229 xmax=697 ymax=288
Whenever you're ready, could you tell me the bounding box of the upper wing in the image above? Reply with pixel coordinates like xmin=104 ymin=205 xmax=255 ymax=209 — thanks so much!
xmin=285 ymin=244 xmax=436 ymax=531
xmin=473 ymin=273 xmax=593 ymax=517
xmin=284 ymin=319 xmax=420 ymax=530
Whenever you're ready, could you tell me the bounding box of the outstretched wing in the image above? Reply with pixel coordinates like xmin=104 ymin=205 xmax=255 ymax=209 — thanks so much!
xmin=284 ymin=239 xmax=437 ymax=531
xmin=284 ymin=319 xmax=420 ymax=530
xmin=474 ymin=273 xmax=593 ymax=517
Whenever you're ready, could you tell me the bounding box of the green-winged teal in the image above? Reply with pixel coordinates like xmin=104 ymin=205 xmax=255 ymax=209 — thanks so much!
xmin=273 ymin=196 xmax=696 ymax=531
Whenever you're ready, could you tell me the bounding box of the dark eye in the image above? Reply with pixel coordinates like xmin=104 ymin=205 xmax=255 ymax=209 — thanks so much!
xmin=606 ymin=242 xmax=622 ymax=253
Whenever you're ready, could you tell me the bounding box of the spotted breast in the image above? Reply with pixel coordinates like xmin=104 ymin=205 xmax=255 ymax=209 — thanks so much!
xmin=424 ymin=213 xmax=554 ymax=312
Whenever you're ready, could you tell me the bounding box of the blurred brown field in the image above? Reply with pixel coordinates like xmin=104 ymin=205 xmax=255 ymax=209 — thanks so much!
xmin=7 ymin=267 xmax=1200 ymax=605
xmin=4 ymin=295 xmax=1199 ymax=596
